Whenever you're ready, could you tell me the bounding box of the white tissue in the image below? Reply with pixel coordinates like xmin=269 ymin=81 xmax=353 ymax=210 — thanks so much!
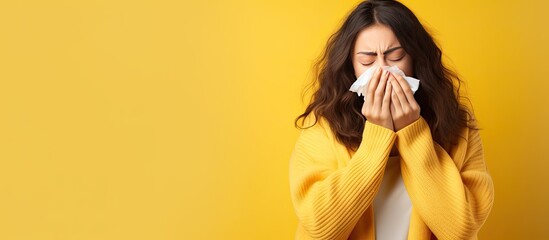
xmin=349 ymin=65 xmax=420 ymax=97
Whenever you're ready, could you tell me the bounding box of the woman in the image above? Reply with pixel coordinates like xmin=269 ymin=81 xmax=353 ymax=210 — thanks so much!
xmin=288 ymin=0 xmax=494 ymax=239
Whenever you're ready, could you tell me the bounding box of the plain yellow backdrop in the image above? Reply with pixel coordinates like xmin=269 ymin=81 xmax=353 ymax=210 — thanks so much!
xmin=0 ymin=0 xmax=548 ymax=239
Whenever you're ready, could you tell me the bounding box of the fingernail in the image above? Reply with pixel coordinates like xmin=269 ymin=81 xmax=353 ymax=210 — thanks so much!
xmin=376 ymin=67 xmax=381 ymax=73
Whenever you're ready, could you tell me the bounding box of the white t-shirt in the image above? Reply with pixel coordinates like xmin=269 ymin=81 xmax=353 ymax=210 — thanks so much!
xmin=373 ymin=155 xmax=412 ymax=240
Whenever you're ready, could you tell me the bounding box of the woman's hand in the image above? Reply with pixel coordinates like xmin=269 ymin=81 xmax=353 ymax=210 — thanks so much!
xmin=361 ymin=67 xmax=394 ymax=131
xmin=388 ymin=72 xmax=420 ymax=131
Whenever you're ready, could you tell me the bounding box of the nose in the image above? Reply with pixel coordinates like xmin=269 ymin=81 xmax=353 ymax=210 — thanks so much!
xmin=374 ymin=56 xmax=389 ymax=68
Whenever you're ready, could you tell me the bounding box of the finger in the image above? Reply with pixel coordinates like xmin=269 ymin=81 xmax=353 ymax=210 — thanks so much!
xmin=373 ymin=70 xmax=390 ymax=109
xmin=390 ymin=100 xmax=397 ymax=118
xmin=382 ymin=77 xmax=392 ymax=112
xmin=392 ymin=73 xmax=416 ymax=104
xmin=366 ymin=67 xmax=382 ymax=104
xmin=390 ymin=73 xmax=409 ymax=110
xmin=391 ymin=80 xmax=402 ymax=113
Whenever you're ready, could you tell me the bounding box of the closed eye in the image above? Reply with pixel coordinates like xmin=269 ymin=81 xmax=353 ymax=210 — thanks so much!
xmin=388 ymin=51 xmax=406 ymax=61
xmin=389 ymin=56 xmax=404 ymax=61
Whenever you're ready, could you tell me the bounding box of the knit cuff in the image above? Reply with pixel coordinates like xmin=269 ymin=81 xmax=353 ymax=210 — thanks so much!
xmin=353 ymin=121 xmax=396 ymax=160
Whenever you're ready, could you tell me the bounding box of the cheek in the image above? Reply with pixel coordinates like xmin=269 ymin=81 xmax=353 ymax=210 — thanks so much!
xmin=352 ymin=61 xmax=365 ymax=78
xmin=352 ymin=60 xmax=377 ymax=78
xmin=396 ymin=58 xmax=413 ymax=76
xmin=400 ymin=65 xmax=413 ymax=76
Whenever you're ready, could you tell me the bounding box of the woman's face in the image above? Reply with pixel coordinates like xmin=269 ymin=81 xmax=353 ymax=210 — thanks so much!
xmin=352 ymin=24 xmax=413 ymax=78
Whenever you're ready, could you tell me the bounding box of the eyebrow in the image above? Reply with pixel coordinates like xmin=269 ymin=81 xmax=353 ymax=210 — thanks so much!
xmin=356 ymin=46 xmax=403 ymax=56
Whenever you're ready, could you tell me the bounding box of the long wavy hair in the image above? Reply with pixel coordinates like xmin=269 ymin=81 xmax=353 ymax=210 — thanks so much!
xmin=295 ymin=0 xmax=474 ymax=152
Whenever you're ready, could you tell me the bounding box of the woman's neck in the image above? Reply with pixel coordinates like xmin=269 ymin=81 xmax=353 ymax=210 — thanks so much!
xmin=389 ymin=144 xmax=399 ymax=157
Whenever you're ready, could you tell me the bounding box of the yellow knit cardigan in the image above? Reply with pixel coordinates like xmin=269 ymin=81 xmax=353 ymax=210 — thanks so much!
xmin=289 ymin=114 xmax=494 ymax=240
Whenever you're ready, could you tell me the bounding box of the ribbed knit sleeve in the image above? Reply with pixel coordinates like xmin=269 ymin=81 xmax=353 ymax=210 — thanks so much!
xmin=396 ymin=116 xmax=494 ymax=240
xmin=289 ymin=115 xmax=396 ymax=240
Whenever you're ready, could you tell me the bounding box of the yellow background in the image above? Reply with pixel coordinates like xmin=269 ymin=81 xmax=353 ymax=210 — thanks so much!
xmin=0 ymin=0 xmax=547 ymax=239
